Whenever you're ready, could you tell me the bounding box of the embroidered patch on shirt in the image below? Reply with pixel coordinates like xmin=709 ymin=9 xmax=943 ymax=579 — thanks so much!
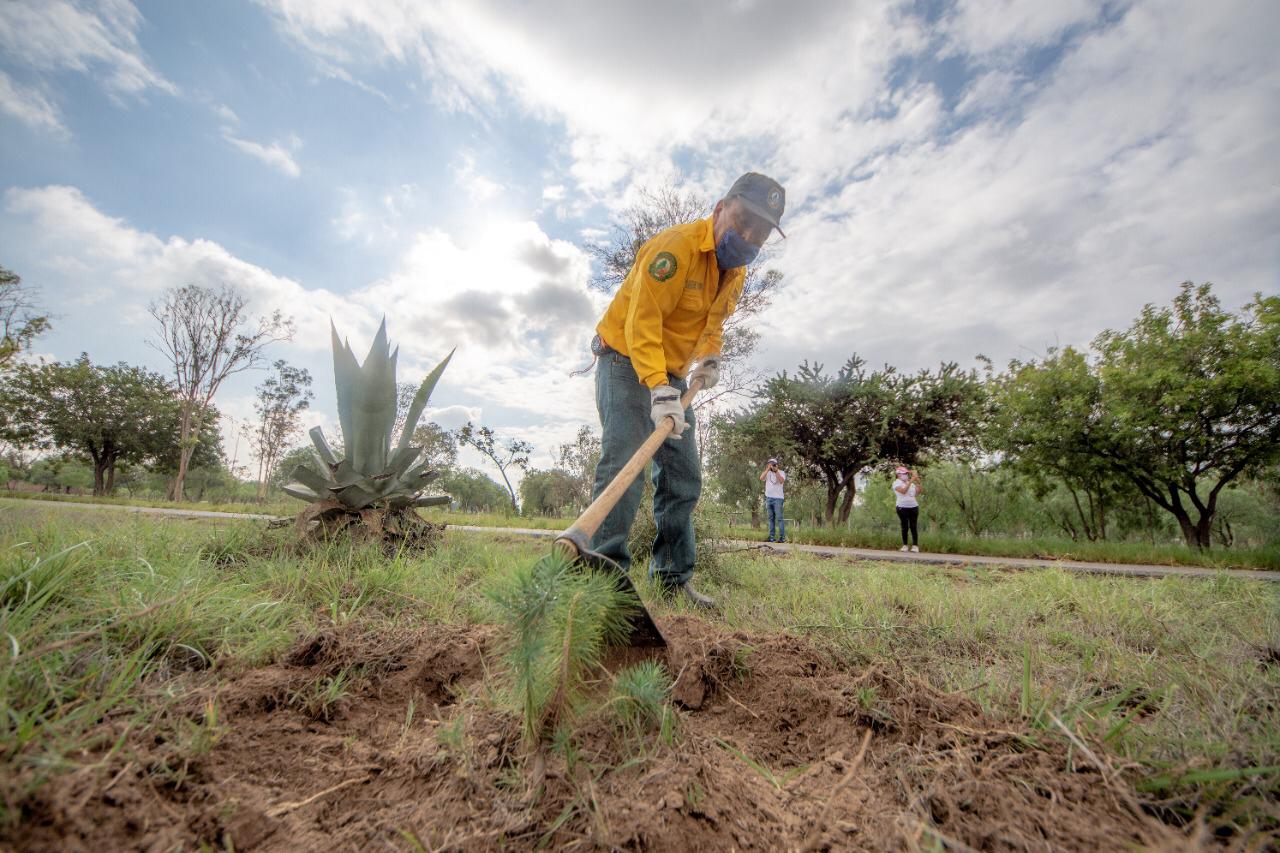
xmin=683 ymin=280 xmax=703 ymax=291
xmin=648 ymin=251 xmax=678 ymax=282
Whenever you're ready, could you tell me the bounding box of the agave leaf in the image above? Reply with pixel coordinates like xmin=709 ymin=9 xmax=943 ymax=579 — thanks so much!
xmin=391 ymin=461 xmax=434 ymax=493
xmin=347 ymin=318 xmax=397 ymax=475
xmin=309 ymin=426 xmax=341 ymax=468
xmin=331 ymin=322 xmax=361 ymax=462
xmin=289 ymin=465 xmax=334 ymax=496
xmin=396 ymin=348 xmax=455 ymax=453
xmin=282 ymin=483 xmax=320 ymax=502
xmin=331 ymin=460 xmax=365 ymax=489
xmin=413 ymin=495 xmax=451 ymax=507
xmin=332 ymin=482 xmax=379 ymax=510
xmin=386 ymin=445 xmax=424 ymax=478
xmin=309 ymin=448 xmax=331 ymax=478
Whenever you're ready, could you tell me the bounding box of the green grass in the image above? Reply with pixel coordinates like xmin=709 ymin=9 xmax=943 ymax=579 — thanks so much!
xmin=727 ymin=522 xmax=1280 ymax=571
xmin=0 ymin=489 xmax=296 ymax=517
xmin=9 ymin=492 xmax=1275 ymax=571
xmin=0 ymin=503 xmax=1276 ymax=833
xmin=705 ymin=548 xmax=1280 ymax=828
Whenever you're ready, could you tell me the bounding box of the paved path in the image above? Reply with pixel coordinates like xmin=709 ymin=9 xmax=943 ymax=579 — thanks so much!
xmin=6 ymin=498 xmax=1276 ymax=582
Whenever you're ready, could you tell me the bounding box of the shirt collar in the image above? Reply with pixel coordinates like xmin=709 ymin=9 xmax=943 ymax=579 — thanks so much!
xmin=697 ymin=215 xmax=716 ymax=253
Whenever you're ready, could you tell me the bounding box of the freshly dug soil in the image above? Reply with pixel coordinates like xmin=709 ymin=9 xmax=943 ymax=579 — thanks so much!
xmin=6 ymin=616 xmax=1179 ymax=851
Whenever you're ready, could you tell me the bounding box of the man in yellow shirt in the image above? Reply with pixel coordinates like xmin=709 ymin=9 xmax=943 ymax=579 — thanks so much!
xmin=589 ymin=172 xmax=786 ymax=607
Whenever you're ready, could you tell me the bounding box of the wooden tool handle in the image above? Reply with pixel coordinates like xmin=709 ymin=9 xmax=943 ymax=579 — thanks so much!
xmin=557 ymin=377 xmax=704 ymax=554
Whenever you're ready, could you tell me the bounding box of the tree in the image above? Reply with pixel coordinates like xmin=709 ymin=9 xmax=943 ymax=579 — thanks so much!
xmin=0 ymin=356 xmax=179 ymax=495
xmin=0 ymin=266 xmax=50 ymax=369
xmin=410 ymin=422 xmax=459 ymax=473
xmin=519 ymin=468 xmax=578 ymax=516
xmin=1090 ymin=284 xmax=1280 ymax=548
xmin=246 ymin=360 xmax=313 ymax=499
xmin=581 ymin=182 xmax=785 ymax=403
xmin=455 ymin=422 xmax=532 ymax=512
xmin=148 ymin=283 xmax=292 ymax=502
xmin=989 ymin=284 xmax=1280 ymax=549
xmin=149 ymin=407 xmax=225 ymax=498
xmin=554 ymin=425 xmax=601 ymax=510
xmin=705 ymin=409 xmax=779 ymax=528
xmin=925 ymin=461 xmax=1012 ymax=538
xmin=746 ymin=356 xmax=982 ymax=524
xmin=439 ymin=467 xmax=511 ymax=512
xmin=988 ymin=348 xmax=1123 ymax=541
xmin=743 ymin=359 xmax=884 ymax=524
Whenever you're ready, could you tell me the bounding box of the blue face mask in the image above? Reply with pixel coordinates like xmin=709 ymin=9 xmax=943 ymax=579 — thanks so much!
xmin=715 ymin=227 xmax=761 ymax=269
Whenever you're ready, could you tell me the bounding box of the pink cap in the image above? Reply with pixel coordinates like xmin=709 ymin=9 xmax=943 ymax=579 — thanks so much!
xmin=895 ymin=466 xmax=908 ymax=474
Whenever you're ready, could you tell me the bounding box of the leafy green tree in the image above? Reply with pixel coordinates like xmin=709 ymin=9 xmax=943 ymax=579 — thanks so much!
xmin=455 ymin=422 xmax=532 ymax=512
xmin=519 ymin=468 xmax=578 ymax=516
xmin=410 ymin=421 xmax=459 ymax=473
xmin=27 ymin=455 xmax=94 ymax=493
xmin=991 ymin=284 xmax=1280 ymax=548
xmin=0 ymin=356 xmax=179 ymax=495
xmin=439 ymin=467 xmax=511 ymax=513
xmin=923 ymin=461 xmax=1013 ymax=537
xmin=745 ymin=356 xmax=982 ymax=524
xmin=1093 ymin=284 xmax=1280 ymax=548
xmin=988 ymin=347 xmax=1123 ymax=541
xmin=0 ymin=266 xmax=49 ymax=370
xmin=705 ymin=409 xmax=780 ymax=528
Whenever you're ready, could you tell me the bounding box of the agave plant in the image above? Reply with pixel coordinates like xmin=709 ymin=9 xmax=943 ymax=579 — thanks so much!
xmin=284 ymin=319 xmax=454 ymax=542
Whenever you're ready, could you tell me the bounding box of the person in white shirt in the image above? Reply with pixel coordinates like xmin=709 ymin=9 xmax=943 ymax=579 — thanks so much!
xmin=759 ymin=458 xmax=787 ymax=543
xmin=892 ymin=465 xmax=923 ymax=552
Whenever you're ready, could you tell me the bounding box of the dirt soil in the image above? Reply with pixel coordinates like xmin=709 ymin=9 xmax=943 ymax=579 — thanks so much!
xmin=6 ymin=616 xmax=1185 ymax=851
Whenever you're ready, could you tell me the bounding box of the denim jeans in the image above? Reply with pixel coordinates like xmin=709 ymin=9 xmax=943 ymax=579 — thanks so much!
xmin=766 ymin=497 xmax=785 ymax=541
xmin=588 ymin=351 xmax=700 ymax=587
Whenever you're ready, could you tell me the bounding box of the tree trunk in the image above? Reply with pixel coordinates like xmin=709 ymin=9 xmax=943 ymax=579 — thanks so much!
xmin=837 ymin=483 xmax=855 ymax=524
xmin=105 ymin=462 xmax=117 ymax=495
xmin=1173 ymin=510 xmax=1212 ymax=549
xmin=92 ymin=461 xmax=107 ymax=497
xmin=173 ymin=403 xmax=196 ymax=503
xmin=824 ymin=480 xmax=840 ymax=526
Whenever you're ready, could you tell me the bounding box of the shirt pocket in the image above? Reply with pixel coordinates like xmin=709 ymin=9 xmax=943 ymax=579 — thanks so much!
xmin=676 ymin=280 xmax=705 ymax=312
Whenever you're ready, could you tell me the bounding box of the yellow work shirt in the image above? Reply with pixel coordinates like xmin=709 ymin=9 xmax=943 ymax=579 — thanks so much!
xmin=596 ymin=216 xmax=745 ymax=389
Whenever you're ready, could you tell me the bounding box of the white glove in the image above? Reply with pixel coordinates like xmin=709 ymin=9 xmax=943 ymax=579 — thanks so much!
xmin=649 ymin=385 xmax=688 ymax=438
xmin=690 ymin=356 xmax=720 ymax=390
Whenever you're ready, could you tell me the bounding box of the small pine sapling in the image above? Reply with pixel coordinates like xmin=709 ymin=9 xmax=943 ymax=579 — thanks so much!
xmin=610 ymin=660 xmax=675 ymax=738
xmin=487 ymin=552 xmax=635 ymax=745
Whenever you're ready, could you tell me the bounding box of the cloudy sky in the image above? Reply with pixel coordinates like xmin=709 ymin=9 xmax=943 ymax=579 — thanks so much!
xmin=1 ymin=0 xmax=1276 ymax=481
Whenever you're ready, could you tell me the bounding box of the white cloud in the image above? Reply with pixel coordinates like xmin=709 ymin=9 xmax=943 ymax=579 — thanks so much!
xmin=0 ymin=71 xmax=68 ymax=138
xmin=260 ymin=0 xmax=1277 ymax=383
xmin=221 ymin=128 xmax=302 ymax=178
xmin=759 ymin=0 xmax=1280 ymax=372
xmin=4 ymin=185 xmax=365 ymax=344
xmin=258 ymin=0 xmax=924 ymax=199
xmin=452 ymin=153 xmax=502 ymax=202
xmin=941 ymin=0 xmax=1098 ymax=58
xmin=2 ymin=184 xmax=606 ymax=471
xmin=213 ymin=102 xmax=239 ymax=124
xmin=0 ymin=0 xmax=176 ymax=99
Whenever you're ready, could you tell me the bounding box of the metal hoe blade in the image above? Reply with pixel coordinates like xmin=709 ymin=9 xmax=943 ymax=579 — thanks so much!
xmin=555 ymin=529 xmax=667 ymax=648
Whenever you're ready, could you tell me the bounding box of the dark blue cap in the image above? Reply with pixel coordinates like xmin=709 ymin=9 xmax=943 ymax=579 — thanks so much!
xmin=727 ymin=172 xmax=786 ymax=237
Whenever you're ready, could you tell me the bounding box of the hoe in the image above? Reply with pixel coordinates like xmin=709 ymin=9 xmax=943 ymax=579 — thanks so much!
xmin=550 ymin=376 xmax=706 ymax=650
